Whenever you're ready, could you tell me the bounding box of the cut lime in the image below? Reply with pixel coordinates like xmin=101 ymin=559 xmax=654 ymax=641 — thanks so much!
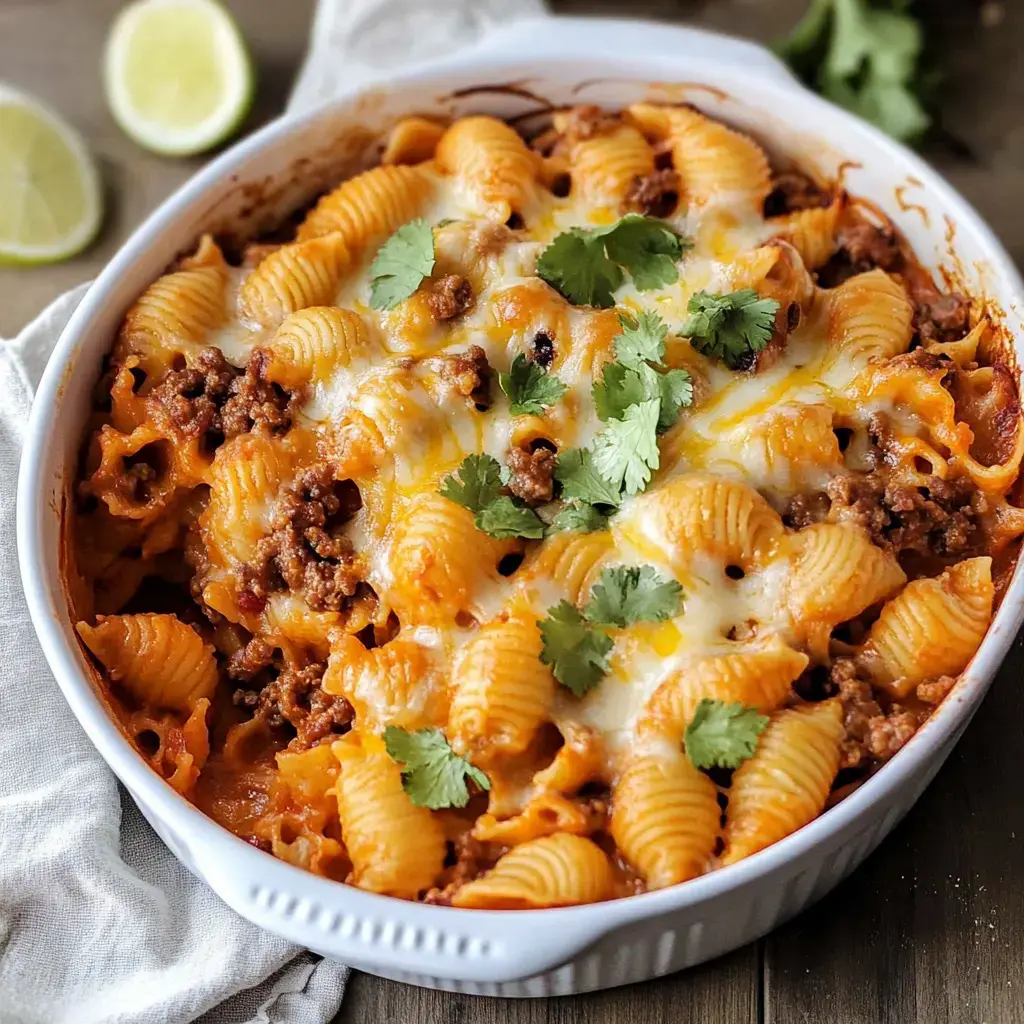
xmin=104 ymin=0 xmax=254 ymax=157
xmin=0 ymin=85 xmax=103 ymax=265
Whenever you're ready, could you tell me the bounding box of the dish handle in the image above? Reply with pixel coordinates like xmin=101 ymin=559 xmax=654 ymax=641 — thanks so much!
xmin=456 ymin=14 xmax=800 ymax=88
xmin=191 ymin=841 xmax=629 ymax=983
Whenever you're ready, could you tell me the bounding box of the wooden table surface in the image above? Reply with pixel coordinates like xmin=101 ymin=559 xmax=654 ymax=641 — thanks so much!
xmin=3 ymin=2 xmax=1023 ymax=1021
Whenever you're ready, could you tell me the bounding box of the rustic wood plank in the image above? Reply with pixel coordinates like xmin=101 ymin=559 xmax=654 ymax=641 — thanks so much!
xmin=765 ymin=636 xmax=1024 ymax=1024
xmin=0 ymin=0 xmax=314 ymax=336
xmin=336 ymin=945 xmax=758 ymax=1024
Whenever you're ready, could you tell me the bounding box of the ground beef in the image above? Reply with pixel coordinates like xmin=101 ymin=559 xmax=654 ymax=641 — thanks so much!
xmin=763 ymin=170 xmax=832 ymax=217
xmin=818 ymin=218 xmax=903 ymax=287
xmin=427 ymin=274 xmax=473 ymax=320
xmin=832 ymin=659 xmax=921 ymax=771
xmin=827 ymin=471 xmax=984 ymax=557
xmin=232 ymin=662 xmax=353 ymax=751
xmin=506 ymin=443 xmax=557 ymax=505
xmin=913 ymin=290 xmax=971 ymax=346
xmin=836 ymin=220 xmax=903 ymax=273
xmin=917 ymin=675 xmax=957 ymax=704
xmin=531 ymin=331 xmax=555 ymax=369
xmin=625 ymin=168 xmax=681 ymax=217
xmin=151 ymin=347 xmax=237 ymax=440
xmin=558 ymin=104 xmax=619 ymax=146
xmin=226 ymin=636 xmax=275 ymax=681
xmin=424 ymin=835 xmax=492 ymax=906
xmin=239 ymin=464 xmax=362 ymax=612
xmin=782 ymin=491 xmax=831 ymax=530
xmin=221 ymin=349 xmax=297 ymax=439
xmin=438 ymin=344 xmax=492 ymax=410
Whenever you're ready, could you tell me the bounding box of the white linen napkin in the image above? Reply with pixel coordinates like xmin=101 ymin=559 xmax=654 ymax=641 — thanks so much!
xmin=0 ymin=1 xmax=544 ymax=1021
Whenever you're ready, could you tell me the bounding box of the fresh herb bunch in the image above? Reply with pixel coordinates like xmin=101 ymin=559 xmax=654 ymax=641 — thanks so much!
xmin=777 ymin=0 xmax=930 ymax=143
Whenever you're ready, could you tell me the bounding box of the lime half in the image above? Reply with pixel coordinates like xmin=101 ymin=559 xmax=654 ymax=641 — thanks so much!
xmin=0 ymin=85 xmax=103 ymax=265
xmin=104 ymin=0 xmax=254 ymax=157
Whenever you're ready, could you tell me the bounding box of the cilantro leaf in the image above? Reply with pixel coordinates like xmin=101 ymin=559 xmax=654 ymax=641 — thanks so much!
xmin=499 ymin=354 xmax=568 ymax=416
xmin=602 ymin=215 xmax=688 ymax=292
xmin=584 ymin=565 xmax=683 ymax=628
xmin=684 ymin=700 xmax=769 ymax=770
xmin=655 ymin=367 xmax=694 ymax=432
xmin=439 ymin=454 xmax=545 ymax=539
xmin=614 ymin=309 xmax=669 ymax=367
xmin=554 ymin=448 xmax=622 ymax=508
xmin=538 ymin=600 xmax=613 ymax=697
xmin=438 ymin=454 xmax=503 ymax=513
xmin=474 ymin=496 xmax=545 ymax=539
xmin=681 ymin=289 xmax=781 ymax=370
xmin=383 ymin=726 xmax=490 ymax=809
xmin=536 ymin=217 xmax=691 ymax=308
xmin=369 ymin=219 xmax=435 ymax=310
xmin=777 ymin=0 xmax=929 ymax=143
xmin=536 ymin=229 xmax=623 ymax=308
xmin=592 ymin=361 xmax=649 ymax=422
xmin=591 ymin=398 xmax=661 ymax=495
xmin=548 ymin=502 xmax=610 ymax=535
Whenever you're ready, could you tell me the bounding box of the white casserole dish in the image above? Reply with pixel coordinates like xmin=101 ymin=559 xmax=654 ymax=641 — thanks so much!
xmin=17 ymin=16 xmax=1024 ymax=996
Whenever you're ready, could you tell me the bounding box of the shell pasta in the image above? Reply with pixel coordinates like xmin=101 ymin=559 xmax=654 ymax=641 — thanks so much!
xmin=69 ymin=103 xmax=1022 ymax=908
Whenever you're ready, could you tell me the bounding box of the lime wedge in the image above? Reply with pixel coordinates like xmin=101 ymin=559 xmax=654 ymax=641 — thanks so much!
xmin=0 ymin=85 xmax=103 ymax=265
xmin=104 ymin=0 xmax=254 ymax=157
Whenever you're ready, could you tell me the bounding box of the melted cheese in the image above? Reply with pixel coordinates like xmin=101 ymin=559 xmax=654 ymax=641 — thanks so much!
xmin=183 ymin=136 xmax=955 ymax=800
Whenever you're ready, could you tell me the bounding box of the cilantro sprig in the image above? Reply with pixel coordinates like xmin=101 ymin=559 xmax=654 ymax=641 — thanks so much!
xmin=684 ymin=699 xmax=769 ymax=770
xmin=499 ymin=354 xmax=568 ymax=416
xmin=556 ymin=310 xmax=693 ymax=508
xmin=554 ymin=448 xmax=622 ymax=509
xmin=594 ymin=311 xmax=693 ymax=433
xmin=584 ymin=565 xmax=683 ymax=629
xmin=538 ymin=564 xmax=684 ymax=696
xmin=369 ymin=219 xmax=435 ymax=310
xmin=536 ymin=215 xmax=691 ymax=308
xmin=439 ymin=454 xmax=544 ymax=539
xmin=383 ymin=726 xmax=490 ymax=809
xmin=591 ymin=398 xmax=661 ymax=496
xmin=538 ymin=601 xmax=614 ymax=697
xmin=547 ymin=501 xmax=610 ymax=535
xmin=778 ymin=0 xmax=929 ymax=144
xmin=680 ymin=290 xmax=780 ymax=370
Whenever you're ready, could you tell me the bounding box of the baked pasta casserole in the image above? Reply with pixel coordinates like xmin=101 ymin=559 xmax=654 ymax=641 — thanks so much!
xmin=68 ymin=104 xmax=1024 ymax=908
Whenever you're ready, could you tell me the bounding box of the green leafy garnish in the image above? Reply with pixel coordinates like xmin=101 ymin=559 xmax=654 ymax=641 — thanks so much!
xmin=584 ymin=565 xmax=683 ymax=628
xmin=592 ymin=360 xmax=692 ymax=434
xmin=601 ymin=215 xmax=689 ymax=292
xmin=368 ymin=218 xmax=436 ymax=310
xmin=591 ymin=398 xmax=661 ymax=496
xmin=475 ymin=496 xmax=545 ymax=539
xmin=655 ymin=367 xmax=695 ymax=432
xmin=538 ymin=600 xmax=614 ymax=697
xmin=684 ymin=699 xmax=769 ymax=770
xmin=614 ymin=309 xmax=669 ymax=366
xmin=554 ymin=448 xmax=622 ymax=508
xmin=777 ymin=0 xmax=929 ymax=143
xmin=681 ymin=289 xmax=780 ymax=370
xmin=537 ymin=229 xmax=623 ymax=309
xmin=438 ymin=453 xmax=503 ymax=513
xmin=536 ymin=215 xmax=690 ymax=308
xmin=438 ymin=455 xmax=544 ymax=539
xmin=547 ymin=501 xmax=610 ymax=535
xmin=592 ymin=361 xmax=649 ymax=422
xmin=498 ymin=354 xmax=568 ymax=416
xmin=383 ymin=726 xmax=490 ymax=809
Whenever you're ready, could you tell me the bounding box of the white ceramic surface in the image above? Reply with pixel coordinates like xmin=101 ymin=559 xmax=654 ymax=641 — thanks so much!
xmin=17 ymin=16 xmax=1024 ymax=995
